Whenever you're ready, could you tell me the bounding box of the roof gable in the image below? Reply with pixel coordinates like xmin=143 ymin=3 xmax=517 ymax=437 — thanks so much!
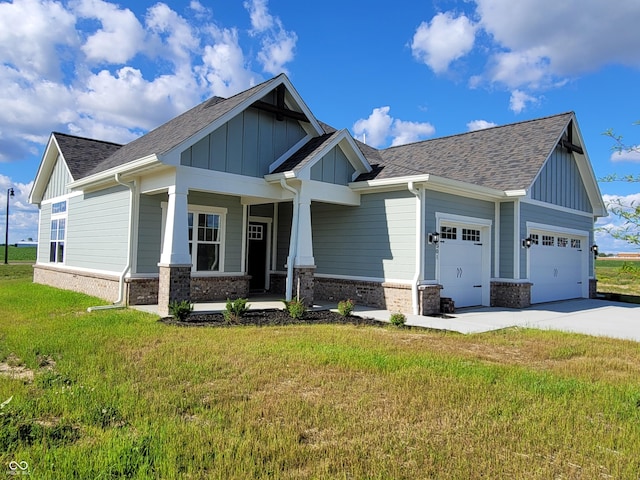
xmin=271 ymin=129 xmax=372 ymax=181
xmin=358 ymin=112 xmax=574 ymax=191
xmin=81 ymin=73 xmax=325 ymax=179
xmin=29 ymin=132 xmax=122 ymax=205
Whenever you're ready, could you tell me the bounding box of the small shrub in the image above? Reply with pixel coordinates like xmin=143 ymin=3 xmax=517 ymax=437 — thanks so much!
xmin=282 ymin=297 xmax=306 ymax=319
xmin=223 ymin=298 xmax=250 ymax=323
xmin=169 ymin=300 xmax=193 ymax=321
xmin=337 ymin=299 xmax=355 ymax=317
xmin=389 ymin=312 xmax=406 ymax=327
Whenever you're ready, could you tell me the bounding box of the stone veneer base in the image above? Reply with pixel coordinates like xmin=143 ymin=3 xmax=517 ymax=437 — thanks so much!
xmin=33 ymin=265 xmax=121 ymax=303
xmin=490 ymin=281 xmax=532 ymax=309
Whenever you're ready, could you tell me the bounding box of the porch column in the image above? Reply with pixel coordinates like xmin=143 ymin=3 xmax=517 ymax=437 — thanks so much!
xmin=158 ymin=185 xmax=192 ymax=317
xmin=293 ymin=196 xmax=315 ymax=305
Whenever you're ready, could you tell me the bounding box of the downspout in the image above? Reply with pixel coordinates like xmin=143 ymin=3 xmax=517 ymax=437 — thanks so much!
xmin=408 ymin=181 xmax=423 ymax=315
xmin=280 ymin=179 xmax=299 ymax=301
xmin=88 ymin=173 xmax=134 ymax=312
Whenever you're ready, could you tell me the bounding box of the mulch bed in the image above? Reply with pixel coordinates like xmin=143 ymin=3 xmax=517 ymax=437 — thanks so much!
xmin=159 ymin=309 xmax=385 ymax=327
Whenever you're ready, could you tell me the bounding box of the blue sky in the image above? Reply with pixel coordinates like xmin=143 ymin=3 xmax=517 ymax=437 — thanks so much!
xmin=1 ymin=0 xmax=639 ymax=252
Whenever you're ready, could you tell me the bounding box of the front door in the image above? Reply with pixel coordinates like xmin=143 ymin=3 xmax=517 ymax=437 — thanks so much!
xmin=247 ymin=222 xmax=268 ymax=292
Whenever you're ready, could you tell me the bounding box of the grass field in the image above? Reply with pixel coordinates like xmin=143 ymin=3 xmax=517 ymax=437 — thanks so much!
xmin=595 ymin=258 xmax=640 ymax=296
xmin=0 ymin=246 xmax=36 ymax=263
xmin=1 ymin=264 xmax=640 ymax=479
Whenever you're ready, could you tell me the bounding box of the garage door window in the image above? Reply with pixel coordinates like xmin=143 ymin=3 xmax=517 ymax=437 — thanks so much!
xmin=462 ymin=228 xmax=480 ymax=242
xmin=542 ymin=235 xmax=555 ymax=246
xmin=441 ymin=226 xmax=457 ymax=240
xmin=571 ymin=239 xmax=581 ymax=249
xmin=557 ymin=237 xmax=568 ymax=248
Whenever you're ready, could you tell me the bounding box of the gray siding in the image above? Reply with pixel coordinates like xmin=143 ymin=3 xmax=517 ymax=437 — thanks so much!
xmin=520 ymin=202 xmax=594 ymax=277
xmin=180 ymin=109 xmax=306 ymax=177
xmin=310 ymin=146 xmax=355 ymax=185
xmin=43 ymin=156 xmax=72 ymax=201
xmin=250 ymin=203 xmax=274 ymax=218
xmin=499 ymin=202 xmax=515 ymax=278
xmin=66 ymin=186 xmax=130 ymax=272
xmin=531 ymin=146 xmax=592 ymax=213
xmin=37 ymin=204 xmax=52 ymax=264
xmin=187 ymin=192 xmax=244 ymax=272
xmin=424 ymin=190 xmax=496 ymax=278
xmin=312 ymin=191 xmax=416 ymax=280
xmin=136 ymin=194 xmax=165 ymax=274
xmin=276 ymin=202 xmax=293 ymax=270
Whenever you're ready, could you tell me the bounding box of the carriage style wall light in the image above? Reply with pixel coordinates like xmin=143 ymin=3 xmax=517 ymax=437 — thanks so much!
xmin=522 ymin=237 xmax=533 ymax=249
xmin=591 ymin=244 xmax=598 ymax=258
xmin=428 ymin=232 xmax=440 ymax=244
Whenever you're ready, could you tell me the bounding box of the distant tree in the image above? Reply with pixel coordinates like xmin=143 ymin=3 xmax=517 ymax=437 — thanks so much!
xmin=601 ymin=123 xmax=640 ymax=247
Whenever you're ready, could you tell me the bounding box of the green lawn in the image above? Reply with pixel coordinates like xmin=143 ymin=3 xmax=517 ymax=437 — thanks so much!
xmin=0 ymin=246 xmax=36 ymax=263
xmin=596 ymin=258 xmax=640 ymax=296
xmin=1 ymin=264 xmax=640 ymax=479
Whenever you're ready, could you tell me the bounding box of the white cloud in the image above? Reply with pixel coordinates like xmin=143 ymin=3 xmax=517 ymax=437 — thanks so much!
xmin=390 ymin=120 xmax=436 ymax=147
xmin=467 ymin=119 xmax=497 ymax=131
xmin=245 ymin=0 xmax=274 ymax=33
xmin=353 ymin=107 xmax=435 ymax=148
xmin=610 ymin=147 xmax=640 ymax=163
xmin=411 ymin=12 xmax=477 ymax=74
xmin=0 ymin=0 xmax=298 ymax=158
xmin=75 ymin=0 xmax=146 ymax=64
xmin=509 ymin=89 xmax=538 ymax=114
xmin=413 ymin=1 xmax=640 ymax=112
xmin=0 ymin=0 xmax=78 ymax=79
xmin=244 ymin=0 xmax=297 ymax=75
xmin=595 ymin=193 xmax=640 ymax=252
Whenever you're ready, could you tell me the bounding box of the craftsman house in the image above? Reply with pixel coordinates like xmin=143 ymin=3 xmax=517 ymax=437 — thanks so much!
xmin=30 ymin=74 xmax=606 ymax=316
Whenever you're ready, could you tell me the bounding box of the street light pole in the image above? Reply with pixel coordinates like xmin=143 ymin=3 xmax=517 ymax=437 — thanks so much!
xmin=4 ymin=188 xmax=14 ymax=264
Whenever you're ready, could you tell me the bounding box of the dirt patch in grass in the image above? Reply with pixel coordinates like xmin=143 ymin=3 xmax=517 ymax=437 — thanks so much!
xmin=0 ymin=353 xmax=56 ymax=382
xmin=160 ymin=309 xmax=385 ymax=328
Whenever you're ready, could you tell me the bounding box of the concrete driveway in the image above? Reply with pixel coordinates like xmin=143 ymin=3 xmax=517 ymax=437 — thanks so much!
xmin=356 ymin=299 xmax=640 ymax=342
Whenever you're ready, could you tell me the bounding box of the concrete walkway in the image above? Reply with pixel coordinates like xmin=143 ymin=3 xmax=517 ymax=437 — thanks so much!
xmin=133 ymin=297 xmax=640 ymax=342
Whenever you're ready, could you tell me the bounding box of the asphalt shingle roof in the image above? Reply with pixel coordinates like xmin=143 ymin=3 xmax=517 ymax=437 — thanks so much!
xmin=356 ymin=112 xmax=574 ymax=191
xmin=53 ymin=132 xmax=123 ymax=180
xmin=79 ymin=75 xmax=286 ymax=179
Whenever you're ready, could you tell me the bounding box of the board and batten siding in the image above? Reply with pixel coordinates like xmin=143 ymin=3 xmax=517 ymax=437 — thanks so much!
xmin=424 ymin=190 xmax=496 ymax=279
xmin=65 ymin=186 xmax=130 ymax=272
xmin=310 ymin=146 xmax=355 ymax=185
xmin=499 ymin=202 xmax=515 ymax=279
xmin=42 ymin=156 xmax=72 ymax=201
xmin=520 ymin=202 xmax=594 ymax=278
xmin=136 ymin=193 xmax=165 ymax=274
xmin=312 ymin=190 xmax=416 ymax=280
xmin=531 ymin=146 xmax=592 ymax=213
xmin=180 ymin=108 xmax=306 ymax=177
xmin=187 ymin=192 xmax=244 ymax=272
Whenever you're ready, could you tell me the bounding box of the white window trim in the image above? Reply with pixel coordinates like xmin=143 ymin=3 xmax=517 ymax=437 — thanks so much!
xmin=161 ymin=202 xmax=228 ymax=275
xmin=49 ymin=200 xmax=67 ymax=264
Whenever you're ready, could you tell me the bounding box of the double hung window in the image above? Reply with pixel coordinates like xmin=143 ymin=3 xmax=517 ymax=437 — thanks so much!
xmin=50 ymin=201 xmax=67 ymax=263
xmin=188 ymin=209 xmax=225 ymax=272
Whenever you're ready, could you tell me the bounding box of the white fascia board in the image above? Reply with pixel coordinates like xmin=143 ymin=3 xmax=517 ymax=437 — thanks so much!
xmin=162 ymin=75 xmax=325 ymax=166
xmin=504 ymin=189 xmax=527 ymax=197
xmin=350 ymin=173 xmax=505 ymax=200
xmin=349 ymin=174 xmax=431 ymax=191
xmin=570 ymin=117 xmax=607 ymax=217
xmin=269 ymin=133 xmax=314 ymax=172
xmin=68 ymin=154 xmax=161 ymax=191
xmin=180 ymin=166 xmax=287 ymax=201
xmin=30 ymin=134 xmax=70 ymax=205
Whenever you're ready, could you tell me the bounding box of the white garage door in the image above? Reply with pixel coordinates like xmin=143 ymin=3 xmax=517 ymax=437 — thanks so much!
xmin=439 ymin=224 xmax=484 ymax=308
xmin=529 ymin=231 xmax=585 ymax=304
